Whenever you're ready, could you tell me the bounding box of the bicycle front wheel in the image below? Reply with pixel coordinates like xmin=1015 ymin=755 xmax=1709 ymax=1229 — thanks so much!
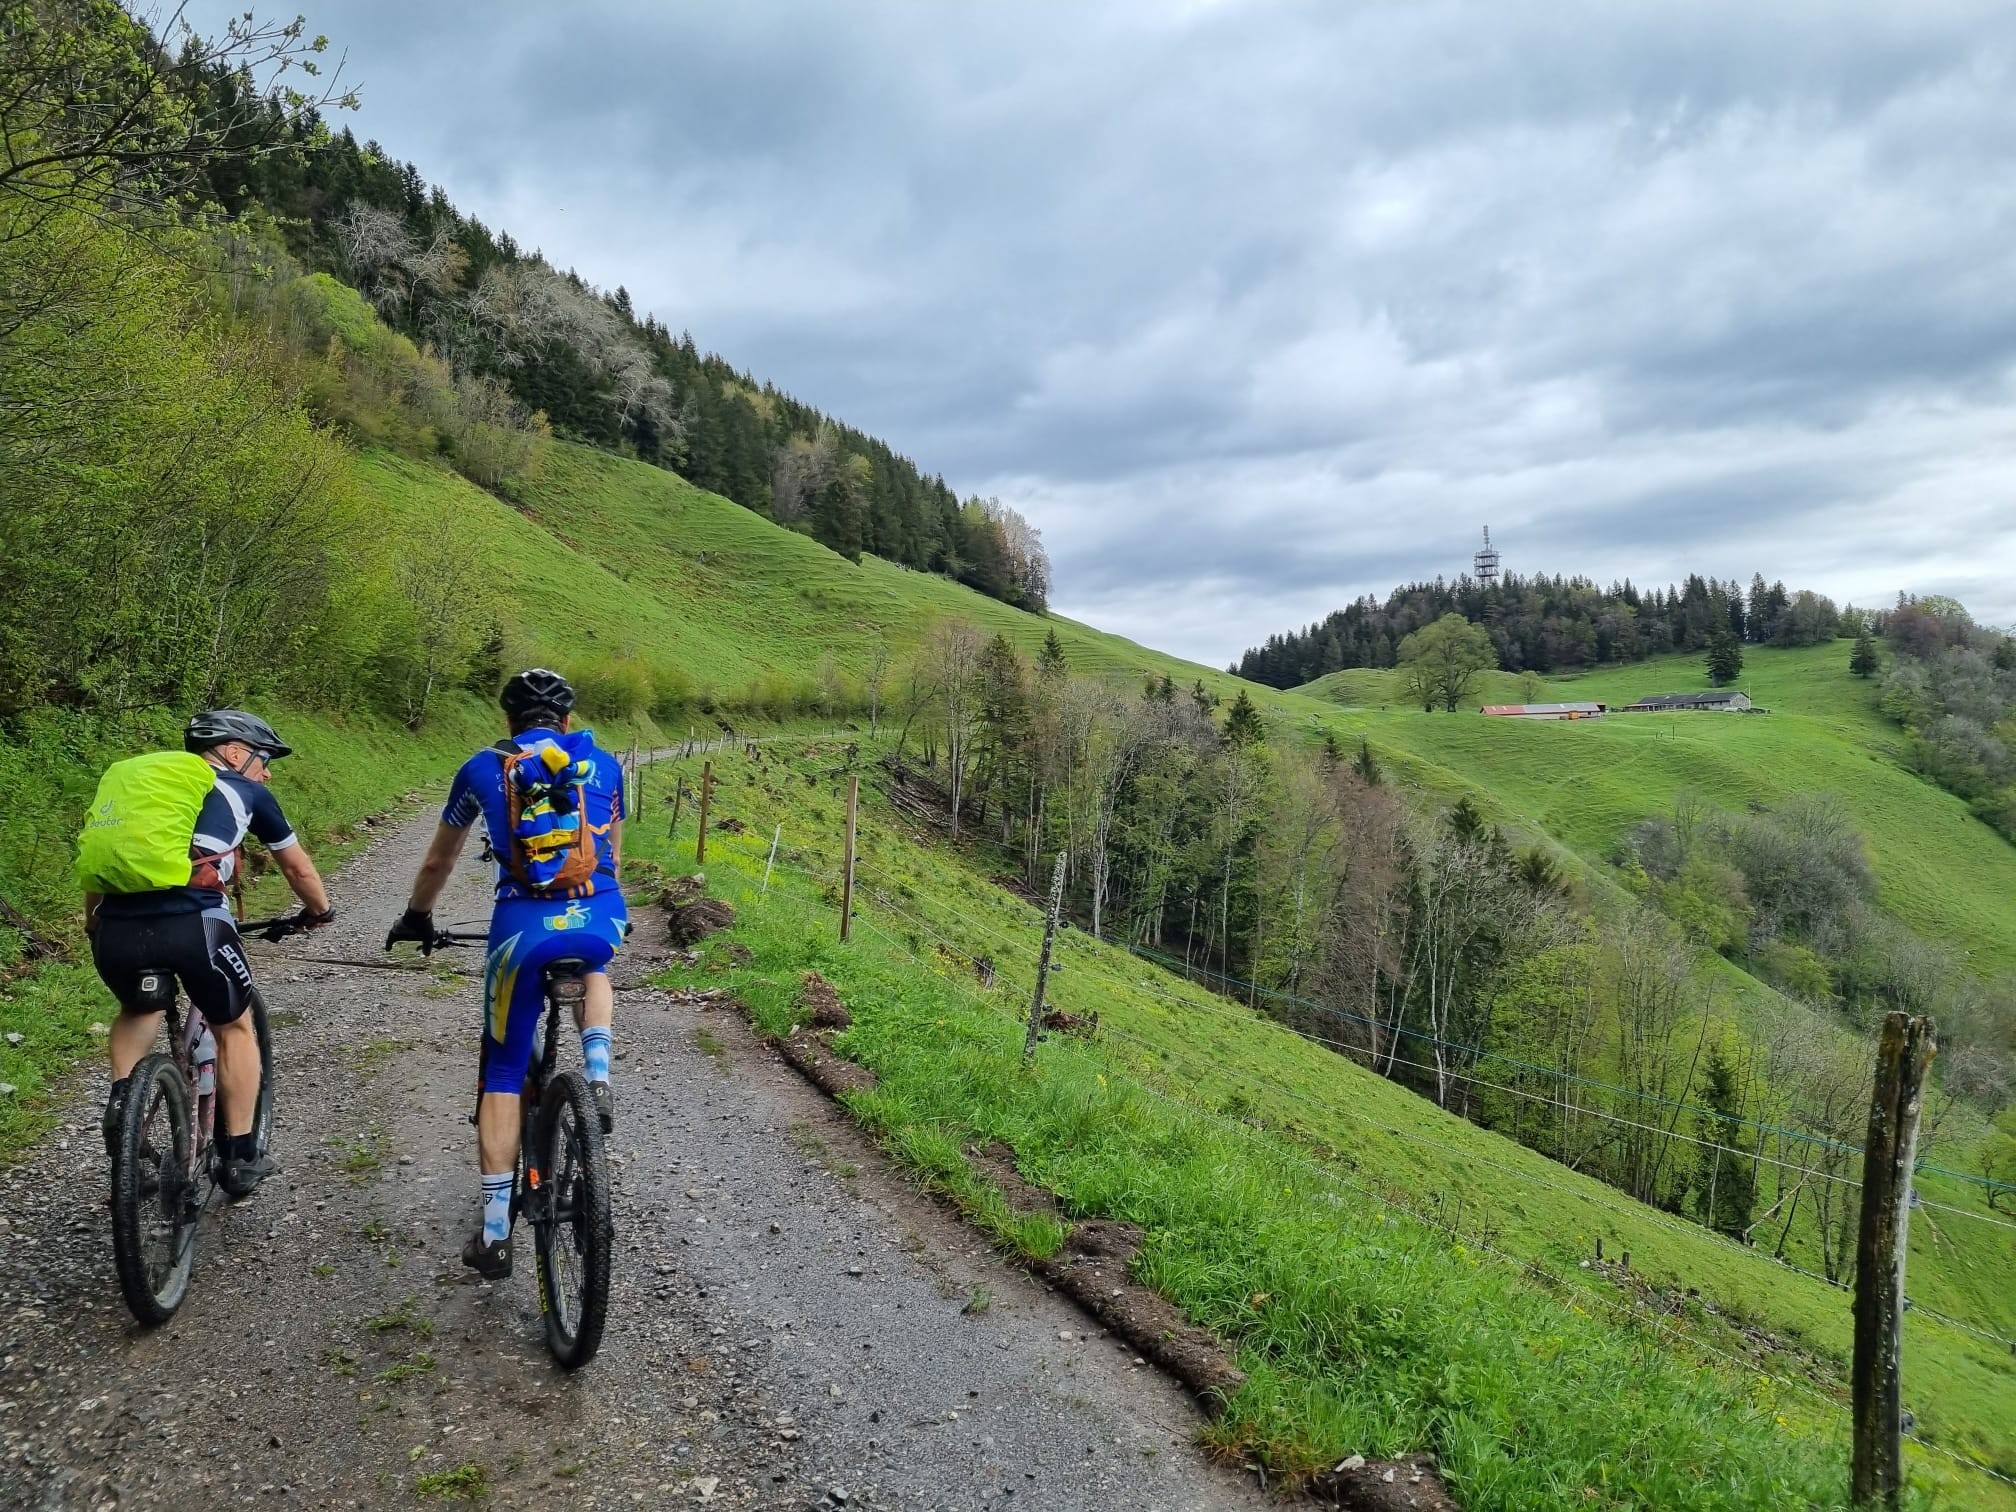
xmin=532 ymin=1070 xmax=611 ymax=1368
xmin=110 ymin=1053 xmax=196 ymax=1325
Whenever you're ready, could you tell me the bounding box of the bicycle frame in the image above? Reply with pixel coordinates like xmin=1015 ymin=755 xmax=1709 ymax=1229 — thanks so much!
xmin=136 ymin=990 xmax=212 ymax=1207
xmin=110 ymin=916 xmax=298 ymax=1323
xmin=435 ymin=929 xmax=587 ymax=1196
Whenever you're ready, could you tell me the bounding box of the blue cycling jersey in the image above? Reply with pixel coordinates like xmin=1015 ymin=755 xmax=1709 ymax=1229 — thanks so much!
xmin=442 ymin=727 xmax=626 ymax=901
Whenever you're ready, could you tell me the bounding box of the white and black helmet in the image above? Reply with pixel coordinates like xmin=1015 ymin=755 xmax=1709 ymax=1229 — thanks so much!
xmin=184 ymin=709 xmax=291 ymax=759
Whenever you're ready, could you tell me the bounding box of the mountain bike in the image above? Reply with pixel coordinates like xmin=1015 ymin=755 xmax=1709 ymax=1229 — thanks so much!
xmin=108 ymin=913 xmax=307 ymax=1325
xmin=434 ymin=928 xmax=612 ymax=1369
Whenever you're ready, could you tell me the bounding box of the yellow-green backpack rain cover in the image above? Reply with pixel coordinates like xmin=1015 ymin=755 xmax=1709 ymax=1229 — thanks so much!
xmin=74 ymin=751 xmax=216 ymax=894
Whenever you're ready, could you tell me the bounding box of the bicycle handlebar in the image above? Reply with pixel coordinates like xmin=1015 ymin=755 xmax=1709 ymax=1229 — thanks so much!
xmin=237 ymin=913 xmax=325 ymax=942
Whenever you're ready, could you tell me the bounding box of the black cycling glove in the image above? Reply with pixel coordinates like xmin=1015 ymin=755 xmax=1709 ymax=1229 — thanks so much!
xmin=385 ymin=907 xmax=435 ymax=955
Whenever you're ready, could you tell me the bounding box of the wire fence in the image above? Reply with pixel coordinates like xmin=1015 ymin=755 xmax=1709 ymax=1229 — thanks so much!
xmin=848 ymin=853 xmax=2016 ymax=1344
xmin=874 ymin=860 xmax=2014 ymax=1237
xmin=1131 ymin=945 xmax=2013 ymax=1203
xmin=836 ymin=862 xmax=1854 ymax=1400
xmin=671 ymin=759 xmax=2016 ymax=1493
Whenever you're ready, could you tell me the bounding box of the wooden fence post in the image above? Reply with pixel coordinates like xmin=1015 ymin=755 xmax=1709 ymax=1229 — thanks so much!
xmin=1023 ymin=852 xmax=1068 ymax=1063
xmin=1851 ymin=1011 xmax=1936 ymax=1510
xmin=840 ymin=775 xmax=858 ymax=941
xmin=667 ymin=779 xmax=684 ymax=843
xmin=695 ymin=761 xmax=713 ymax=865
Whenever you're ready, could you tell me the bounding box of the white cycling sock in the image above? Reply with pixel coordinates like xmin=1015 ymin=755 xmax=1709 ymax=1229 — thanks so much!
xmin=481 ymin=1172 xmax=513 ymax=1244
xmin=580 ymin=1024 xmax=612 ymax=1084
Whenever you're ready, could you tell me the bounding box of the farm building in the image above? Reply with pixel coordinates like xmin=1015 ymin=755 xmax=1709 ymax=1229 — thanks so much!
xmin=1619 ymin=691 xmax=1754 ymax=713
xmin=1478 ymin=702 xmax=1607 ymax=720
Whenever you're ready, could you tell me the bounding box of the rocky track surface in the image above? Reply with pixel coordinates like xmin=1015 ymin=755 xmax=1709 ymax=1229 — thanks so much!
xmin=0 ymin=806 xmax=1268 ymax=1510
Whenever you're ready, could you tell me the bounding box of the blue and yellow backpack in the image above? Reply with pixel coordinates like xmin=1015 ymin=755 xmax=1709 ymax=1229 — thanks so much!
xmin=494 ymin=739 xmax=600 ymax=893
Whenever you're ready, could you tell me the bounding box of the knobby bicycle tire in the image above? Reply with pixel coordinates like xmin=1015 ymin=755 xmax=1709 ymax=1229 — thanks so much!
xmin=110 ymin=1053 xmax=195 ymax=1325
xmin=248 ymin=987 xmax=276 ymax=1158
xmin=533 ymin=1070 xmax=612 ymax=1369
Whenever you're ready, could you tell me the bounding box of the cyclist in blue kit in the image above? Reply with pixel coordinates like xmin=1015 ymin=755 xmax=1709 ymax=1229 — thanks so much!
xmin=385 ymin=669 xmax=627 ymax=1279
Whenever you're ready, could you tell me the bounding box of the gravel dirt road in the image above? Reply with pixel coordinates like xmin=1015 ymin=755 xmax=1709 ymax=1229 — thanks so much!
xmin=0 ymin=804 xmax=1270 ymax=1510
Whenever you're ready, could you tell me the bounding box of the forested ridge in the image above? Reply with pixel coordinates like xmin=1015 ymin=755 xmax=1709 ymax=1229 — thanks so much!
xmin=1237 ymin=569 xmax=1851 ymax=686
xmin=174 ymin=10 xmax=1050 ymax=610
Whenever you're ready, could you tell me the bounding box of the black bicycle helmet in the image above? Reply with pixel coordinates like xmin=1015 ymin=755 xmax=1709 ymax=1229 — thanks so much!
xmin=183 ymin=709 xmax=292 ymax=758
xmin=500 ymin=667 xmax=576 ymax=723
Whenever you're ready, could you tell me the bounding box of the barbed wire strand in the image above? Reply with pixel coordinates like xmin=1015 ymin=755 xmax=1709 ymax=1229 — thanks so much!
xmin=852 ymin=849 xmax=2013 ymax=1349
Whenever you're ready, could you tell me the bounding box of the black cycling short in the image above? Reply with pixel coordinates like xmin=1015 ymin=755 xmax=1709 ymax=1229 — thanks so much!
xmin=91 ymin=908 xmax=254 ymax=1026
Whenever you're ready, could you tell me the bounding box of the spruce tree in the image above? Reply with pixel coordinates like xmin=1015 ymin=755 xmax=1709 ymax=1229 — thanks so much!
xmin=1037 ymin=628 xmax=1067 ymax=679
xmin=1706 ymin=628 xmax=1744 ymax=687
xmin=1694 ymin=1046 xmax=1756 ymax=1238
xmin=1850 ymin=629 xmax=1880 ymax=678
xmin=1221 ymin=689 xmax=1264 ymax=747
xmin=1353 ymin=739 xmax=1381 ymax=786
xmin=1515 ymin=846 xmax=1564 ymax=896
xmin=1447 ymin=793 xmax=1486 ymax=843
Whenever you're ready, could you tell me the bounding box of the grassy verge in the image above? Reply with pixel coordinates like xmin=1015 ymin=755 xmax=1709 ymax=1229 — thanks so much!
xmin=629 ymin=739 xmax=2011 ymax=1509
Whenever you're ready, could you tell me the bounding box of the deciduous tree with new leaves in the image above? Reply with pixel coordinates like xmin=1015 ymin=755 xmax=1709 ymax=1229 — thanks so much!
xmin=1396 ymin=613 xmax=1497 ymax=712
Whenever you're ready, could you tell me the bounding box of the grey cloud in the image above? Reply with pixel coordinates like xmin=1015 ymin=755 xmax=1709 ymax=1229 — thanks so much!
xmin=193 ymin=0 xmax=2016 ymax=660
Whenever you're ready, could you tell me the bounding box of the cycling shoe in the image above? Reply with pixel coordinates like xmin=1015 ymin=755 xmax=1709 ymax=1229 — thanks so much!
xmin=462 ymin=1231 xmax=513 ymax=1281
xmin=219 ymin=1151 xmax=277 ymax=1199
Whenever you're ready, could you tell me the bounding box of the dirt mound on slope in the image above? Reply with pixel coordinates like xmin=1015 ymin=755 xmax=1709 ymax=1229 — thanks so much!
xmin=1307 ymin=1455 xmax=1459 ymax=1510
xmin=665 ymin=895 xmax=735 ymax=946
xmin=799 ymin=971 xmax=852 ymax=1029
xmin=772 ymin=1026 xmax=878 ymax=1098
xmin=1028 ymin=1220 xmax=1246 ymax=1405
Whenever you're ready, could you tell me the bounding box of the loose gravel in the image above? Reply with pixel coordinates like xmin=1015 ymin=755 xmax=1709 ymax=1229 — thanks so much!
xmin=0 ymin=806 xmax=1269 ymax=1510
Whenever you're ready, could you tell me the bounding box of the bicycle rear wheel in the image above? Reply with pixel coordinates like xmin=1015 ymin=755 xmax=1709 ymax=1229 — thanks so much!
xmin=247 ymin=987 xmax=276 ymax=1157
xmin=110 ymin=1053 xmax=196 ymax=1324
xmin=532 ymin=1070 xmax=611 ymax=1368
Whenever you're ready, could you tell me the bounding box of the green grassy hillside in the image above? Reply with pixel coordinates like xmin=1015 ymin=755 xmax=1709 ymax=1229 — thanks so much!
xmin=1293 ymin=646 xmax=2016 ymax=974
xmin=13 ymin=426 xmax=2011 ymax=1501
xmin=361 ymin=442 xmax=1249 ymax=699
xmin=630 ymin=738 xmax=2014 ymax=1507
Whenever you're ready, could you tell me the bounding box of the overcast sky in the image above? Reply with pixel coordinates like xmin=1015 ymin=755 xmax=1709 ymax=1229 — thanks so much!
xmin=223 ymin=1 xmax=2016 ymax=664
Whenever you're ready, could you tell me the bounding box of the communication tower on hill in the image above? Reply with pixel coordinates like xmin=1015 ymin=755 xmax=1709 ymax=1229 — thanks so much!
xmin=1473 ymin=526 xmax=1501 ymax=588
